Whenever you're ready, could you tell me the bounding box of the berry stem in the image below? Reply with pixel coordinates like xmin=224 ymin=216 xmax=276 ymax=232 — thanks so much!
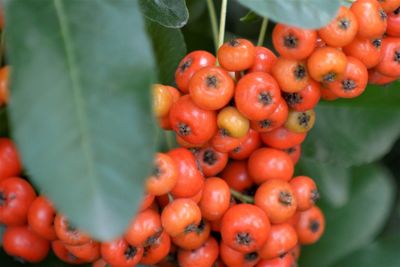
xmin=230 ymin=188 xmax=254 ymax=204
xmin=206 ymin=0 xmax=219 ymax=51
xmin=218 ymin=0 xmax=228 ymax=49
xmin=257 ymin=17 xmax=269 ymax=46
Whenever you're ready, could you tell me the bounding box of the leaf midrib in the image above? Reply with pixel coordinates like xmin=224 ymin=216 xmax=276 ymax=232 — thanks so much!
xmin=53 ymin=0 xmax=97 ymax=185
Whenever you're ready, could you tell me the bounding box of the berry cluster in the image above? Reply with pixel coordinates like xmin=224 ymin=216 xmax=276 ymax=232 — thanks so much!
xmin=0 ymin=0 xmax=399 ymax=267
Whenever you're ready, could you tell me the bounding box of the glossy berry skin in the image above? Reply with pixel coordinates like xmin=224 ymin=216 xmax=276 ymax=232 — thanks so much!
xmin=271 ymin=58 xmax=309 ymax=93
xmin=320 ymin=85 xmax=339 ymax=101
xmin=125 ymin=208 xmax=162 ymax=247
xmin=375 ymin=37 xmax=400 ymax=77
xmin=229 ymin=129 xmax=262 ymax=160
xmin=318 ymin=6 xmax=358 ymax=47
xmin=368 ymin=68 xmax=398 ymax=85
xmin=153 ymin=84 xmax=173 ymax=118
xmin=52 ymin=240 xmax=86 ymax=264
xmin=220 ymin=160 xmax=253 ymax=192
xmin=248 ymin=46 xmax=277 ymax=73
xmin=161 ymin=198 xmax=202 ymax=237
xmin=290 ymin=176 xmax=319 ymax=211
xmin=283 ymin=80 xmax=321 ymax=112
xmin=199 ymin=177 xmax=231 ymax=221
xmin=350 ymin=0 xmax=387 ymax=39
xmin=256 ymin=254 xmax=295 ymax=267
xmin=146 ymin=153 xmax=178 ymax=196
xmin=0 ymin=66 xmax=9 ymax=106
xmin=27 ymin=196 xmax=57 ymax=240
xmin=54 ymin=214 xmax=90 ymax=246
xmin=284 ymin=109 xmax=316 ymax=133
xmin=260 ymin=126 xmax=306 ymax=150
xmin=172 ymin=219 xmax=211 ymax=250
xmin=250 ymin=100 xmax=289 ymax=133
xmin=235 ymin=72 xmax=282 ymax=121
xmin=211 ymin=130 xmax=243 ymax=153
xmin=177 ymin=236 xmax=219 ymax=267
xmin=272 ymin=24 xmax=317 ymax=60
xmin=175 ymin=50 xmax=216 ymax=93
xmin=139 ymin=193 xmax=155 ymax=211
xmin=218 ymin=38 xmax=256 ymax=71
xmin=189 ymin=66 xmax=234 ymax=110
xmin=65 ymin=240 xmax=101 ymax=262
xmin=3 ymin=226 xmax=50 ymax=263
xmin=327 ymin=57 xmax=368 ymax=98
xmin=140 ymin=231 xmax=171 ymax=265
xmin=0 ymin=138 xmax=22 ymax=181
xmin=195 ymin=146 xmax=228 ymax=177
xmin=0 ymin=177 xmax=36 ymax=226
xmin=295 ymin=206 xmax=325 ymax=245
xmin=101 ymin=238 xmax=144 ymax=267
xmin=307 ymin=47 xmax=347 ymax=83
xmin=221 ymin=204 xmax=271 ymax=253
xmin=387 ymin=7 xmax=400 ymax=37
xmin=169 ymin=95 xmax=217 ymax=145
xmin=343 ymin=37 xmax=382 ymax=69
xmin=217 ymin=106 xmax=250 ymax=138
xmin=167 ymin=148 xmax=204 ymax=198
xmin=220 ymin=242 xmax=260 ymax=267
xmin=258 ymin=223 xmax=298 ymax=260
xmin=255 ymin=179 xmax=297 ymax=224
xmin=380 ymin=0 xmax=400 ymax=12
xmin=248 ymin=148 xmax=294 ymax=184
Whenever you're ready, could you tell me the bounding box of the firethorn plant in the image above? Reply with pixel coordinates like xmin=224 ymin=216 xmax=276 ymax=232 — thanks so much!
xmin=0 ymin=0 xmax=400 ymax=266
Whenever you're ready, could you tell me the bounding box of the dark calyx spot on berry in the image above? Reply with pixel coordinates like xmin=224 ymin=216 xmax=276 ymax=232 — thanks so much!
xmin=323 ymin=72 xmax=336 ymax=82
xmin=184 ymin=223 xmax=198 ymax=233
xmin=284 ymin=34 xmax=298 ymax=48
xmin=233 ymin=146 xmax=241 ymax=153
xmin=178 ymin=122 xmax=191 ymax=136
xmin=124 ymin=245 xmax=138 ymax=260
xmin=180 ymin=57 xmax=192 ymax=73
xmin=13 ymin=257 xmax=26 ymax=264
xmin=152 ymin=165 xmax=161 ymax=178
xmin=67 ymin=252 xmax=78 ymax=262
xmin=394 ymin=50 xmax=400 ymax=63
xmin=203 ymin=149 xmax=218 ymax=165
xmin=284 ymin=92 xmax=302 ymax=106
xmin=338 ymin=18 xmax=350 ymax=30
xmin=244 ymin=252 xmax=258 ymax=261
xmin=309 ymin=220 xmax=320 ymax=233
xmin=311 ymin=189 xmax=320 ymax=203
xmin=194 ymin=219 xmax=206 ymax=234
xmin=285 ymin=147 xmax=296 ymax=154
xmin=379 ymin=9 xmax=387 ymax=20
xmin=395 ymin=7 xmax=400 ymax=15
xmin=259 ymin=119 xmax=272 ymax=129
xmin=220 ymin=128 xmax=229 ymax=137
xmin=0 ymin=191 xmax=6 ymax=206
xmin=294 ymin=65 xmax=307 ymax=80
xmin=229 ymin=39 xmax=240 ymax=47
xmin=297 ymin=112 xmax=311 ymax=127
xmin=235 ymin=232 xmax=252 ymax=246
xmin=258 ymin=91 xmax=273 ymax=106
xmin=279 ymin=251 xmax=288 ymax=258
xmin=66 ymin=222 xmax=77 ymax=233
xmin=144 ymin=228 xmax=163 ymax=247
xmin=206 ymin=75 xmax=218 ymax=88
xmin=342 ymin=79 xmax=357 ymax=91
xmin=372 ymin=38 xmax=382 ymax=49
xmin=279 ymin=191 xmax=293 ymax=206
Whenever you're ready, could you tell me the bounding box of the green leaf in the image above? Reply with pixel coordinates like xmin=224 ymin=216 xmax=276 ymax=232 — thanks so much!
xmin=300 ymin=164 xmax=395 ymax=267
xmin=332 ymin=235 xmax=400 ymax=267
xmin=297 ymin=158 xmax=351 ymax=207
xmin=146 ymin=20 xmax=186 ymax=85
xmin=139 ymin=0 xmax=188 ymax=28
xmin=5 ymin=0 xmax=156 ymax=240
xmin=240 ymin=11 xmax=261 ymax=23
xmin=237 ymin=0 xmax=341 ymax=29
xmin=303 ymin=83 xmax=400 ymax=166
